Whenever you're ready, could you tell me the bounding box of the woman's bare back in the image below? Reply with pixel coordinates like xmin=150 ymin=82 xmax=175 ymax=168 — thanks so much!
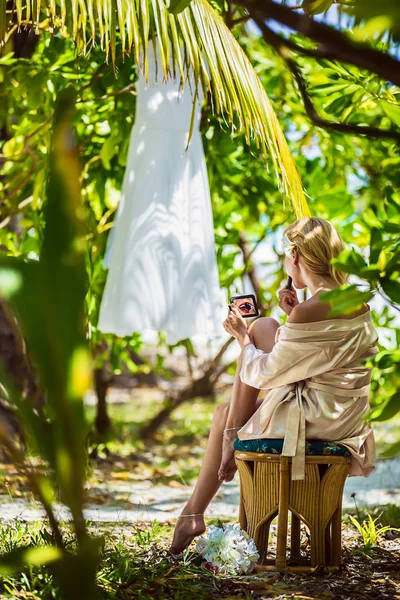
xmin=288 ymin=292 xmax=369 ymax=324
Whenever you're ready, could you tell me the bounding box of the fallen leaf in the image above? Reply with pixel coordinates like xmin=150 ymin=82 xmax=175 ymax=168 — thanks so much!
xmin=168 ymin=480 xmax=188 ymax=488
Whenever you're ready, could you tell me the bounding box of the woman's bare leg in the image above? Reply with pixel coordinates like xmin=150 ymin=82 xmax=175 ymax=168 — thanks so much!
xmin=169 ymin=317 xmax=280 ymax=554
xmin=218 ymin=317 xmax=280 ymax=482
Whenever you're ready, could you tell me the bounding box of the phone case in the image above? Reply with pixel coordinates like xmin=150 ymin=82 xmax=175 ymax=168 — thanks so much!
xmin=229 ymin=293 xmax=259 ymax=318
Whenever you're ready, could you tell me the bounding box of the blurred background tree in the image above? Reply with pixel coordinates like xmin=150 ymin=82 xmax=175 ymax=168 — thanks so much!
xmin=0 ymin=0 xmax=399 ymax=486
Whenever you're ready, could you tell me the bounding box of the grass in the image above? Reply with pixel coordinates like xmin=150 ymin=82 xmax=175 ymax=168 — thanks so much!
xmin=0 ymin=518 xmax=283 ymax=599
xmin=0 ymin=515 xmax=399 ymax=599
xmin=0 ymin=387 xmax=400 ymax=599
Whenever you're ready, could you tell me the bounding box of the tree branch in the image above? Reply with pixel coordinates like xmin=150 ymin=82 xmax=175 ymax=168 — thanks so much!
xmin=230 ymin=14 xmax=251 ymax=27
xmin=76 ymin=83 xmax=136 ymax=103
xmin=237 ymin=0 xmax=400 ymax=87
xmin=248 ymin=19 xmax=400 ymax=142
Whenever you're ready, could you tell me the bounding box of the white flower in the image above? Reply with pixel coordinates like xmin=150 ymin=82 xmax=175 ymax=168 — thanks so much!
xmin=208 ymin=526 xmax=225 ymax=544
xmin=195 ymin=523 xmax=260 ymax=576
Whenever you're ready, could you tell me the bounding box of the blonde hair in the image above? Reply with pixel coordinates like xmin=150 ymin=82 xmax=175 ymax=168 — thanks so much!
xmin=283 ymin=217 xmax=349 ymax=286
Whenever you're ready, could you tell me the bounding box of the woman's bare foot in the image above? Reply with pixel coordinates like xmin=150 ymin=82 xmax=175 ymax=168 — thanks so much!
xmin=218 ymin=429 xmax=239 ymax=482
xmin=169 ymin=514 xmax=206 ymax=555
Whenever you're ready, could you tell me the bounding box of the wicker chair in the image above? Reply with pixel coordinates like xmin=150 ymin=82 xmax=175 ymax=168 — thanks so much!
xmin=234 ymin=439 xmax=351 ymax=574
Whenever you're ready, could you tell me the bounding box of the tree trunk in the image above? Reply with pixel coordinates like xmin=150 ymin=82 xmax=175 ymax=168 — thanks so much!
xmin=94 ymin=365 xmax=112 ymax=435
xmin=0 ymin=300 xmax=46 ymax=460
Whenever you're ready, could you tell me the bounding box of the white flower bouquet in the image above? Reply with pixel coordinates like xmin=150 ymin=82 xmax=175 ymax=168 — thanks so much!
xmin=195 ymin=522 xmax=260 ymax=576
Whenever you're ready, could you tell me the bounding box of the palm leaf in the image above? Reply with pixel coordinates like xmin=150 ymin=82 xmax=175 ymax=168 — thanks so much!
xmin=5 ymin=0 xmax=311 ymax=218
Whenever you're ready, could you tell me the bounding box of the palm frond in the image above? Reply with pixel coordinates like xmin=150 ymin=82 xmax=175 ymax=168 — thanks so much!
xmin=5 ymin=0 xmax=311 ymax=218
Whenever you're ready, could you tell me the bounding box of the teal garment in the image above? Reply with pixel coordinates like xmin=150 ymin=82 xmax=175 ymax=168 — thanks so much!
xmin=234 ymin=437 xmax=351 ymax=456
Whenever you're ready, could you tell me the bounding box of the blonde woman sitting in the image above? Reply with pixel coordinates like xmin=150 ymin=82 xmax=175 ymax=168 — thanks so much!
xmin=170 ymin=217 xmax=379 ymax=555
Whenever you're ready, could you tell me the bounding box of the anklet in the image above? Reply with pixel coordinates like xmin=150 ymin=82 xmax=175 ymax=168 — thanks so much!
xmin=224 ymin=426 xmax=242 ymax=432
xmin=178 ymin=513 xmax=204 ymax=518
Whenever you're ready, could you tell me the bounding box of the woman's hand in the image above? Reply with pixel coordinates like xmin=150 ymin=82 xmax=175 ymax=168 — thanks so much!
xmin=278 ymin=285 xmax=299 ymax=316
xmin=222 ymin=305 xmax=251 ymax=348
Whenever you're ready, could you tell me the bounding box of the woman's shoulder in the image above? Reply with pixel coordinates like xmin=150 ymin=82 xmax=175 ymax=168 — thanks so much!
xmin=288 ymin=296 xmax=369 ymax=324
xmin=288 ymin=301 xmax=326 ymax=324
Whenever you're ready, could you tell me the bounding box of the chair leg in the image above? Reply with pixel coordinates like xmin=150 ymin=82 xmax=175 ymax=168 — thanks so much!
xmin=310 ymin=523 xmax=326 ymax=567
xmin=256 ymin=518 xmax=273 ymax=565
xmin=325 ymin=518 xmax=332 ymax=565
xmin=290 ymin=512 xmax=301 ymax=563
xmin=331 ymin=505 xmax=343 ymax=566
xmin=238 ymin=492 xmax=247 ymax=531
xmin=276 ymin=457 xmax=290 ymax=569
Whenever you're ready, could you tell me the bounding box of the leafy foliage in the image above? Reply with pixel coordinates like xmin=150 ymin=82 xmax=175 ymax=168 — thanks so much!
xmin=3 ymin=0 xmax=311 ymax=215
xmin=0 ymin=86 xmax=104 ymax=598
xmin=1 ymin=16 xmax=400 ymax=435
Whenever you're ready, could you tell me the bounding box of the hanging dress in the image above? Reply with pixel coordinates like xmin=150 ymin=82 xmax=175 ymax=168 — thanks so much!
xmin=98 ymin=44 xmax=225 ymax=344
xmin=238 ymin=307 xmax=379 ymax=481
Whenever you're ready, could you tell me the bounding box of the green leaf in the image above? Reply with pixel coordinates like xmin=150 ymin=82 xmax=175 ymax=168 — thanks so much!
xmin=2 ymin=135 xmax=24 ymax=157
xmin=349 ymin=515 xmax=364 ymax=536
xmin=381 ymin=100 xmax=400 ymax=127
xmin=359 ymin=266 xmax=381 ymax=280
xmin=309 ymin=83 xmax=351 ymax=95
xmin=168 ymin=0 xmax=192 ymax=14
xmin=385 ymin=252 xmax=400 ymax=273
xmin=0 ymin=545 xmax=63 ymax=575
xmin=319 ymin=284 xmax=373 ymax=317
xmin=376 ymin=249 xmax=387 ymax=271
xmin=0 ymin=52 xmax=18 ymax=64
xmin=324 ymin=93 xmax=355 ymax=116
xmin=330 ymin=249 xmax=367 ymax=275
xmin=100 ymin=134 xmax=117 ymax=170
xmin=352 ymin=15 xmax=394 ymax=41
xmin=301 ymin=0 xmax=333 ymax=14
xmin=384 ymin=222 xmax=400 ymax=233
xmin=381 ymin=276 xmax=400 ymax=303
xmin=369 ymin=392 xmax=400 ymax=422
xmin=369 ymin=227 xmax=383 ymax=264
xmin=381 ymin=440 xmax=400 ymax=458
xmin=375 ymin=350 xmax=400 ymax=369
xmin=0 ymin=268 xmax=23 ymax=297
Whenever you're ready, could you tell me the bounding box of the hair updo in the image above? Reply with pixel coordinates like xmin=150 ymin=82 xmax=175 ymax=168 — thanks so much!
xmin=282 ymin=217 xmax=349 ymax=287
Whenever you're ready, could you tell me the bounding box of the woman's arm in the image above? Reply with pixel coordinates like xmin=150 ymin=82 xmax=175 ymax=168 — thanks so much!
xmin=239 ymin=339 xmax=330 ymax=390
xmin=239 ymin=303 xmax=331 ymax=389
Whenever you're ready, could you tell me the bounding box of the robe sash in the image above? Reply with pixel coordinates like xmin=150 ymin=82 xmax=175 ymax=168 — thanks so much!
xmin=282 ymin=379 xmax=371 ymax=480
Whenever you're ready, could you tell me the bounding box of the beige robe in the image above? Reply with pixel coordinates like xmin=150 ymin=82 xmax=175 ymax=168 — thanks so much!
xmin=238 ymin=308 xmax=379 ymax=481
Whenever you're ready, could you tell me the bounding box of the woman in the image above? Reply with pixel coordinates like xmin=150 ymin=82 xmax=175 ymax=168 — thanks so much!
xmin=169 ymin=217 xmax=379 ymax=555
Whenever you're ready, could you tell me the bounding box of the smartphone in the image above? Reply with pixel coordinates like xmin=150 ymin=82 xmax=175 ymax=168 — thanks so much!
xmin=287 ymin=276 xmax=293 ymax=290
xmin=229 ymin=293 xmax=259 ymax=318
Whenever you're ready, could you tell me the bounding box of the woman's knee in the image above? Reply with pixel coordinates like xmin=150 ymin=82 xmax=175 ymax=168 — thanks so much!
xmin=247 ymin=317 xmax=280 ymax=353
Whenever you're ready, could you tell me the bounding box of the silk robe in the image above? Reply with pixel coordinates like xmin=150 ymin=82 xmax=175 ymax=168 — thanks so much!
xmin=238 ymin=308 xmax=379 ymax=481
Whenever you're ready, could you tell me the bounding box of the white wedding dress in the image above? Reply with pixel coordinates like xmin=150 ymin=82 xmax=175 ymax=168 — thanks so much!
xmin=98 ymin=44 xmax=226 ymax=344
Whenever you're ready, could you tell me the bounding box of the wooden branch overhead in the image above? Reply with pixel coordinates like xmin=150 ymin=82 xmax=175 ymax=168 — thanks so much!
xmin=235 ymin=0 xmax=400 ymax=141
xmin=236 ymin=0 xmax=400 ymax=87
xmin=254 ymin=20 xmax=400 ymax=142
